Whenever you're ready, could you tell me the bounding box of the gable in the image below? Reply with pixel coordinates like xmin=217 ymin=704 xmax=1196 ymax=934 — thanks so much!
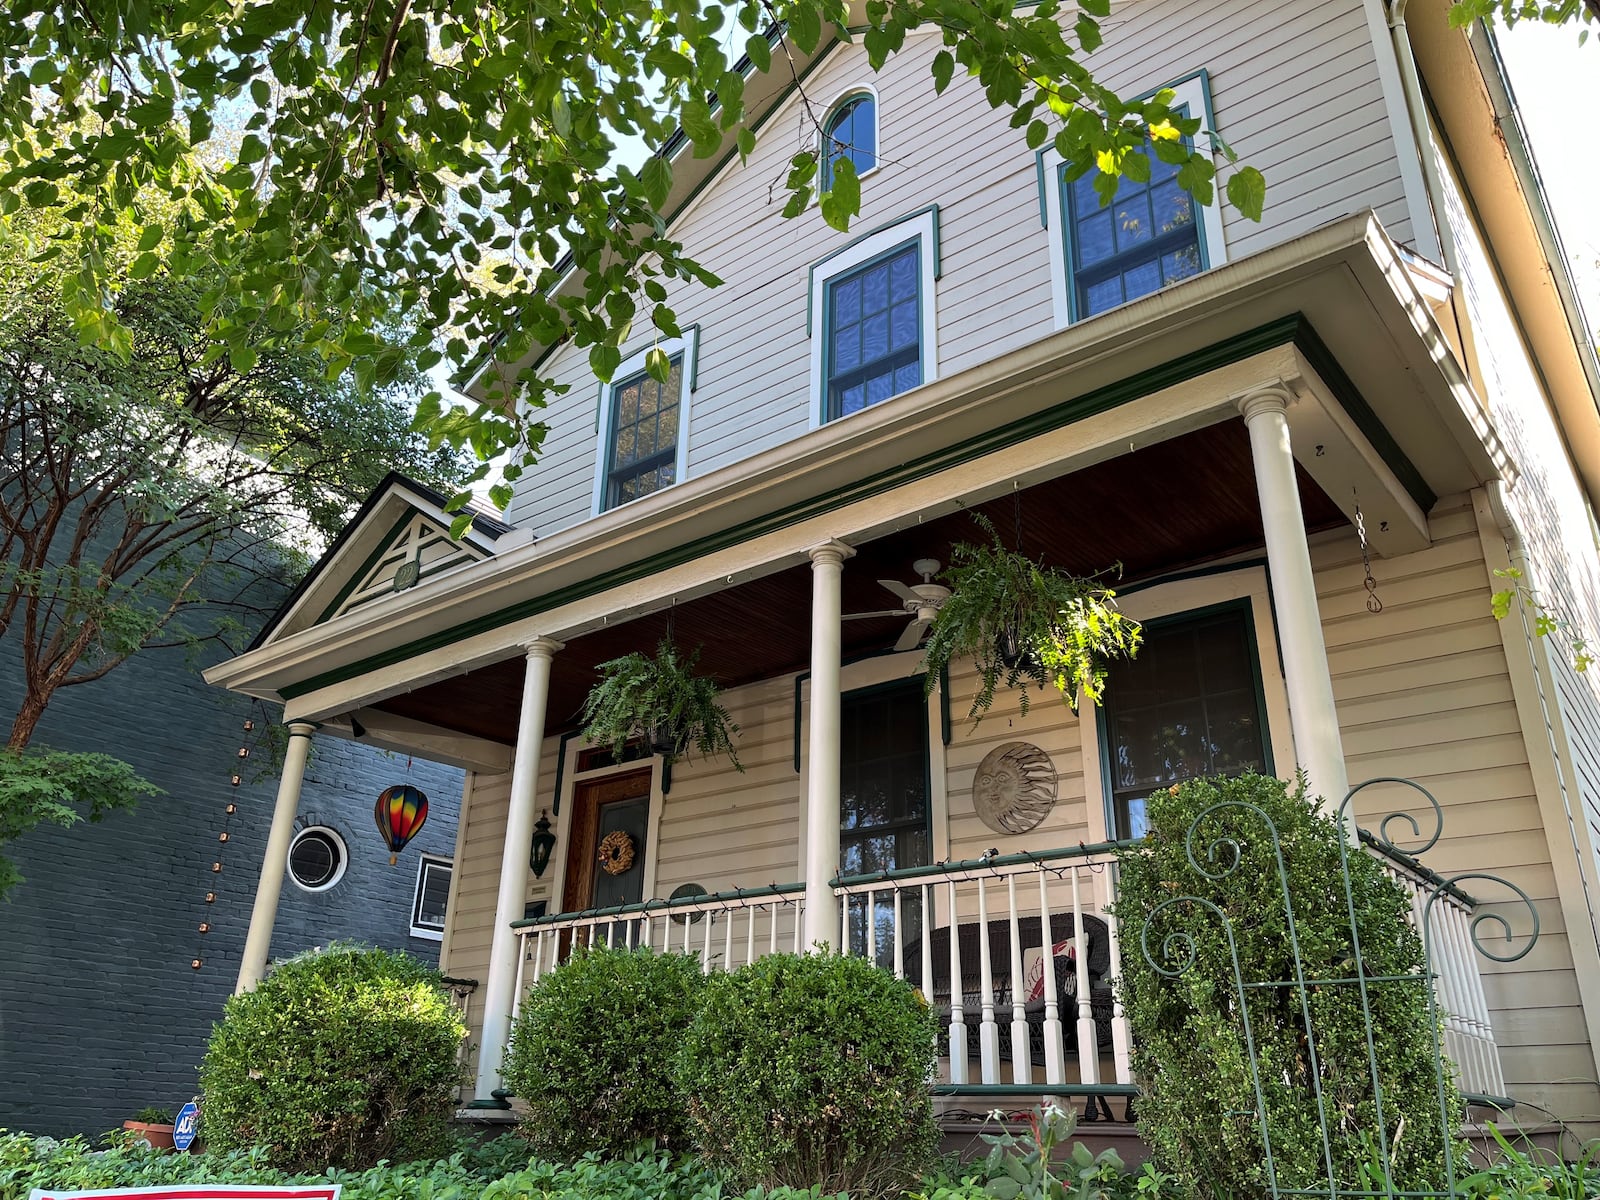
xmin=250 ymin=473 xmax=509 ymax=650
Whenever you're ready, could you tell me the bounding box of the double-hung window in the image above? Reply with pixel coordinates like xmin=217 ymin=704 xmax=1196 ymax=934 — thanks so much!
xmin=826 ymin=242 xmax=921 ymax=419
xmin=1042 ymin=73 xmax=1226 ymax=327
xmin=593 ymin=332 xmax=696 ymax=514
xmin=809 ymin=208 xmax=939 ymax=426
xmin=1099 ymin=603 xmax=1270 ymax=840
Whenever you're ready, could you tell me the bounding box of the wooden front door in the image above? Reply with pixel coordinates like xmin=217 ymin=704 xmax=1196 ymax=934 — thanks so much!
xmin=562 ymin=768 xmax=652 ymax=915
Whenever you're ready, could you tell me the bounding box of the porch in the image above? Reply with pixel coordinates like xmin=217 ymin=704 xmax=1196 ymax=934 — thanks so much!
xmin=507 ymin=830 xmax=1511 ymax=1116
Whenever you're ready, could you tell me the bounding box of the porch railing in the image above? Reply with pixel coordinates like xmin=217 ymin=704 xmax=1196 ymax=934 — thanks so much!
xmin=1363 ymin=834 xmax=1507 ymax=1101
xmin=509 ymin=882 xmax=806 ymax=1021
xmin=506 ymin=837 xmax=1506 ymax=1110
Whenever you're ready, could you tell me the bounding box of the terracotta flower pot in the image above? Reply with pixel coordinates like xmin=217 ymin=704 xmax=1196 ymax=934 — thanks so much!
xmin=122 ymin=1120 xmax=176 ymax=1150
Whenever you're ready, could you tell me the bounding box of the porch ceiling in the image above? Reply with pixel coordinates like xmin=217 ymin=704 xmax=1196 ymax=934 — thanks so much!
xmin=372 ymin=419 xmax=1344 ymax=745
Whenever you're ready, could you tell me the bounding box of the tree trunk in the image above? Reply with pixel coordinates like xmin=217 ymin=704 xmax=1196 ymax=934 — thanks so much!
xmin=9 ymin=692 xmax=47 ymax=751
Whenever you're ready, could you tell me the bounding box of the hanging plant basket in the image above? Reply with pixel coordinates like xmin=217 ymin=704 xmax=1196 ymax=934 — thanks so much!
xmin=581 ymin=640 xmax=743 ymax=770
xmin=921 ymin=513 xmax=1143 ymax=723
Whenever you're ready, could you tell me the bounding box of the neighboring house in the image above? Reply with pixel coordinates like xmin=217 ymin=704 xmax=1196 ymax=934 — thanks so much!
xmin=206 ymin=0 xmax=1600 ymax=1141
xmin=0 ymin=560 xmax=465 ymax=1138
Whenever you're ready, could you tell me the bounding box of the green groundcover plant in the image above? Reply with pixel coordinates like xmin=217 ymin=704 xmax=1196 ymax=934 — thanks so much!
xmin=199 ymin=945 xmax=466 ymax=1171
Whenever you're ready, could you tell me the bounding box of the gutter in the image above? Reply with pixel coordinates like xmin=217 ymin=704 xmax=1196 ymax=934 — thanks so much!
xmin=1468 ymin=23 xmax=1600 ymax=423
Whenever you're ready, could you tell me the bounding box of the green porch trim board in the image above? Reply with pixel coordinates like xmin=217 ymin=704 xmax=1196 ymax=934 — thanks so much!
xmin=282 ymin=314 xmax=1432 ymax=702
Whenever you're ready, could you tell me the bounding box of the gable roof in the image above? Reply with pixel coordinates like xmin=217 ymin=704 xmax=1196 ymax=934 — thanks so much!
xmin=248 ymin=472 xmax=514 ymax=651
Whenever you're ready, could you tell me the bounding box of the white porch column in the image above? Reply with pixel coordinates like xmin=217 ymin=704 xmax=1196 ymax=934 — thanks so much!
xmin=1239 ymin=387 xmax=1351 ymax=816
xmin=473 ymin=636 xmax=563 ymax=1106
xmin=804 ymin=541 xmax=854 ymax=951
xmin=235 ymin=721 xmax=318 ymax=994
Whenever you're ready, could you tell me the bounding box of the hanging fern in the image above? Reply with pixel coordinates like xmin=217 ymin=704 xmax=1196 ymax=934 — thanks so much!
xmin=581 ymin=640 xmax=743 ymax=770
xmin=920 ymin=514 xmax=1142 ymax=721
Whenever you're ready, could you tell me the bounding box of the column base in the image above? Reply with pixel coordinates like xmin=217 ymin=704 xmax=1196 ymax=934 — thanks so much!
xmin=462 ymin=1093 xmax=513 ymax=1111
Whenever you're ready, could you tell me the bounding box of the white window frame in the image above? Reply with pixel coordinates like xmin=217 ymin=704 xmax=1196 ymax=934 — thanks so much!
xmin=409 ymin=852 xmax=453 ymax=940
xmin=591 ymin=329 xmax=698 ymax=516
xmin=816 ymin=84 xmax=883 ymax=191
xmin=287 ymin=825 xmax=349 ymax=894
xmin=1041 ymin=72 xmax=1227 ymax=330
xmin=808 ymin=209 xmax=940 ymax=429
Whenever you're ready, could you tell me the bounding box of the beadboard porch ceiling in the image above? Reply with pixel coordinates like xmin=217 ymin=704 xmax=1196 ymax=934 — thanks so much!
xmin=370 ymin=417 xmax=1344 ymax=746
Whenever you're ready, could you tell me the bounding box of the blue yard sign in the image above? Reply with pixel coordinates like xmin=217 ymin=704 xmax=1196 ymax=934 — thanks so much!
xmin=171 ymin=1102 xmax=199 ymax=1152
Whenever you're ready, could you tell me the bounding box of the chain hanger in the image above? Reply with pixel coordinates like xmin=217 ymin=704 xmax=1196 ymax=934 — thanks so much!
xmin=1353 ymin=490 xmax=1383 ymax=614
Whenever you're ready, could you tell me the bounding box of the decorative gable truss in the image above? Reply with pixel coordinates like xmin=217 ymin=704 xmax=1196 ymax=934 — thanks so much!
xmin=324 ymin=510 xmax=491 ymax=623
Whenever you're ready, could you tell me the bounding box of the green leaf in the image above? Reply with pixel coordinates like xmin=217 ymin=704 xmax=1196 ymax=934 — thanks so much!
xmin=590 ymin=342 xmax=622 ymax=382
xmin=552 ymin=92 xmax=572 ymax=138
xmin=735 ymin=126 xmax=756 ymax=163
xmin=819 ymin=156 xmax=860 ymax=232
xmin=1225 ymin=165 xmax=1266 ymax=221
xmin=229 ymin=345 xmax=258 ymax=373
xmin=932 ymin=50 xmax=955 ymax=94
xmin=745 ymin=33 xmax=771 ymax=73
xmin=641 ymin=155 xmax=673 ymax=210
xmin=682 ymin=98 xmax=720 ymax=156
xmin=128 ymin=252 xmax=160 ymax=279
xmin=1075 ymin=13 xmax=1103 ymax=52
xmin=645 ymin=346 xmax=670 ymax=382
xmin=136 ymin=224 xmax=164 ymax=252
xmin=1025 ymin=120 xmax=1049 ymax=150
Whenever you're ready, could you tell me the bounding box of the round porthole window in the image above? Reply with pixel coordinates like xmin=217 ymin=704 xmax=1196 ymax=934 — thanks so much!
xmin=288 ymin=826 xmax=348 ymax=892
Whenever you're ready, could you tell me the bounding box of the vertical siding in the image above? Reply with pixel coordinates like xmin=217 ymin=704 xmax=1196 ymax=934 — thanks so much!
xmin=1313 ymin=496 xmax=1600 ymax=1124
xmin=505 ymin=0 xmax=1414 ymax=534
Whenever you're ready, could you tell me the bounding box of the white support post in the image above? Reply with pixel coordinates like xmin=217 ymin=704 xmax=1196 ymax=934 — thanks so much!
xmin=472 ymin=637 xmax=562 ymax=1107
xmin=235 ymin=722 xmax=319 ymax=994
xmin=804 ymin=540 xmax=853 ymax=951
xmin=1239 ymin=387 xmax=1351 ymax=820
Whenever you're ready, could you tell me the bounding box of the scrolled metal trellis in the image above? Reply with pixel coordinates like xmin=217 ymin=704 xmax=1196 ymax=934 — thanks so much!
xmin=1135 ymin=777 xmax=1539 ymax=1200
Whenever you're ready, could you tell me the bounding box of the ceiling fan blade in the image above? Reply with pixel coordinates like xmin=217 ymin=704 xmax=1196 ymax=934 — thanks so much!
xmin=878 ymin=579 xmax=919 ymax=604
xmin=894 ymin=618 xmax=931 ymax=653
xmin=842 ymin=608 xmax=909 ymax=622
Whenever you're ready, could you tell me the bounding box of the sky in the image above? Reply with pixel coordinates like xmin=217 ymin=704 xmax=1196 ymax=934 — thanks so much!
xmin=1497 ymin=22 xmax=1599 ymax=336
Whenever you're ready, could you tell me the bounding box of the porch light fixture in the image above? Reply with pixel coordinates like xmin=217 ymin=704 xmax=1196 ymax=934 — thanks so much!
xmin=530 ymin=811 xmax=556 ymax=878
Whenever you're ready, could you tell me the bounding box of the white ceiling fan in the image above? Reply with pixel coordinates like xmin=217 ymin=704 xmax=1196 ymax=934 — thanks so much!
xmin=842 ymin=558 xmax=952 ymax=653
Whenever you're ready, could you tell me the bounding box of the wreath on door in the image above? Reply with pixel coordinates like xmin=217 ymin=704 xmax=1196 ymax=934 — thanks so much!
xmin=597 ymin=830 xmax=636 ymax=876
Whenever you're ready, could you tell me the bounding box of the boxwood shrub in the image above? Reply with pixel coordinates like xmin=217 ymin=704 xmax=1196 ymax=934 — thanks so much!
xmin=676 ymin=951 xmax=938 ymax=1199
xmin=198 ymin=945 xmax=466 ymax=1170
xmin=1112 ymin=773 xmax=1468 ymax=1200
xmin=502 ymin=945 xmax=705 ymax=1158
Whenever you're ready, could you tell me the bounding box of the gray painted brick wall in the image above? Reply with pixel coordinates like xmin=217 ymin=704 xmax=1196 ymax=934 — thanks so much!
xmin=0 ymin=637 xmax=463 ymax=1137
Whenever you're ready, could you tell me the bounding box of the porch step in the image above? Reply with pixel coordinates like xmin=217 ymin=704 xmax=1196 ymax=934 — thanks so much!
xmin=937 ymin=1107 xmax=1148 ymax=1167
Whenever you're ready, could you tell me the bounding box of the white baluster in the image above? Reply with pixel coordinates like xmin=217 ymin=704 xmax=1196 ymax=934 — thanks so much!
xmin=547 ymin=925 xmax=562 ymax=974
xmin=746 ymin=905 xmax=757 ymax=969
xmin=1101 ymin=865 xmax=1133 ymax=1089
xmin=702 ymin=909 xmax=714 ymax=969
xmin=530 ymin=932 xmax=546 ymax=985
xmin=893 ymin=887 xmax=906 ymax=980
xmin=793 ymin=901 xmax=804 ymax=953
xmin=1072 ymin=866 xmax=1099 ymax=1085
xmin=772 ymin=901 xmax=782 ymax=955
xmin=921 ymin=884 xmax=935 ymax=1007
xmin=1038 ymin=868 xmax=1065 ymax=1087
xmin=606 ymin=921 xmax=616 ymax=949
xmin=948 ymin=879 xmax=968 ymax=1085
xmin=977 ymin=875 xmax=1000 ymax=1083
xmin=1007 ymin=874 xmax=1031 ymax=1084
xmin=723 ymin=903 xmax=734 ymax=971
xmin=841 ymin=892 xmax=851 ymax=953
xmin=511 ymin=935 xmax=529 ymax=1022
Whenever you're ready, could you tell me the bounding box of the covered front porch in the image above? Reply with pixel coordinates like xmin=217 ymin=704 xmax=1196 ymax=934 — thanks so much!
xmin=207 ymin=213 xmax=1527 ymax=1120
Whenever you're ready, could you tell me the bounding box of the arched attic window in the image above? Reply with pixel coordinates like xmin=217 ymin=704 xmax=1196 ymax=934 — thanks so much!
xmin=821 ymin=93 xmax=877 ymax=190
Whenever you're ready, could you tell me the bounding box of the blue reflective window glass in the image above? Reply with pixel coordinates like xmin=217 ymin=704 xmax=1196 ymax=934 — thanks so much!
xmin=822 ymin=95 xmax=877 ymax=190
xmin=825 ymin=242 xmax=921 ymax=421
xmin=1063 ymin=109 xmax=1206 ymax=321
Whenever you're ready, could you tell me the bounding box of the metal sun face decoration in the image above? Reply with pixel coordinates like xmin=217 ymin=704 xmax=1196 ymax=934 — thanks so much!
xmin=374 ymin=784 xmax=429 ymax=864
xmin=973 ymin=741 xmax=1058 ymax=834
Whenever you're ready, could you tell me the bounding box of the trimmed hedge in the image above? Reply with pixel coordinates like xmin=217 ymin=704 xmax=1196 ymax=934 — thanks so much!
xmin=502 ymin=945 xmax=705 ymax=1158
xmin=1112 ymin=773 xmax=1468 ymax=1200
xmin=199 ymin=945 xmax=465 ymax=1170
xmin=676 ymin=952 xmax=938 ymax=1199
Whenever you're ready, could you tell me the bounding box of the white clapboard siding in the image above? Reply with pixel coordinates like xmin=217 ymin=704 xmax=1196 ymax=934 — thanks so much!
xmin=1311 ymin=497 xmax=1596 ymax=1118
xmin=505 ymin=0 xmax=1414 ymax=534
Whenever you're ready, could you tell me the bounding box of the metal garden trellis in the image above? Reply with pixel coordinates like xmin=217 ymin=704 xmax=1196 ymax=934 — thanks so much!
xmin=1133 ymin=777 xmax=1539 ymax=1200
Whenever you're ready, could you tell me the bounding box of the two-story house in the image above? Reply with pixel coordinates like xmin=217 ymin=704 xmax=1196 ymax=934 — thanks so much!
xmin=206 ymin=0 xmax=1600 ymax=1138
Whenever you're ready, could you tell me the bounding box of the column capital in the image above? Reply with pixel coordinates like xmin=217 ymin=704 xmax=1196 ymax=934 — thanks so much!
xmin=521 ymin=636 xmax=564 ymax=659
xmin=285 ymin=720 xmax=320 ymax=738
xmin=1234 ymin=382 xmax=1297 ymax=423
xmin=808 ymin=540 xmax=856 ymax=568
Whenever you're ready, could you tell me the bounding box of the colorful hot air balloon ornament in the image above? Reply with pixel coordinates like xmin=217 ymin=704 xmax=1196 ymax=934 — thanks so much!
xmin=374 ymin=782 xmax=429 ymax=865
